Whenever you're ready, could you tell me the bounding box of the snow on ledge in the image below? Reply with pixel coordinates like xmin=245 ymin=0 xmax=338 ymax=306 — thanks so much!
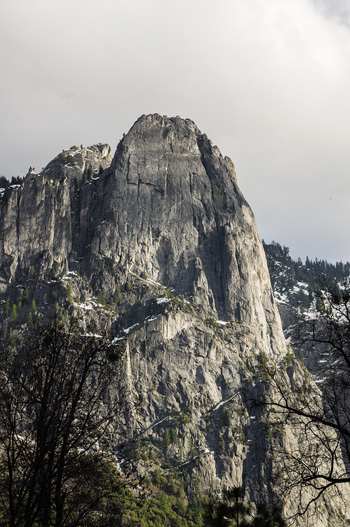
xmin=123 ymin=323 xmax=139 ymax=334
xmin=212 ymin=391 xmax=239 ymax=412
xmin=157 ymin=297 xmax=171 ymax=304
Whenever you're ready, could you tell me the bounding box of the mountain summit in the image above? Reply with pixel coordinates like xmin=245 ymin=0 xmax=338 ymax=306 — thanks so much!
xmin=0 ymin=114 xmax=285 ymax=353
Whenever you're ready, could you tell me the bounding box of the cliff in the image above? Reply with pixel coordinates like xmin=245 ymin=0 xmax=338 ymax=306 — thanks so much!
xmin=0 ymin=114 xmax=348 ymax=525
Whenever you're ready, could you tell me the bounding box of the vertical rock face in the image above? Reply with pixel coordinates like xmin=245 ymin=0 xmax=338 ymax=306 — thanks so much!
xmin=0 ymin=143 xmax=111 ymax=289
xmin=0 ymin=115 xmax=282 ymax=357
xmin=0 ymin=115 xmax=348 ymax=525
xmin=81 ymin=114 xmax=286 ymax=357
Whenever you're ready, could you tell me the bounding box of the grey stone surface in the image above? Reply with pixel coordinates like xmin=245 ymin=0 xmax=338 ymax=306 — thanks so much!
xmin=0 ymin=115 xmax=348 ymax=525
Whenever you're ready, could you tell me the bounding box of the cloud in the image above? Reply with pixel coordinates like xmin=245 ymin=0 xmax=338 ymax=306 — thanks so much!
xmin=314 ymin=0 xmax=350 ymax=25
xmin=1 ymin=0 xmax=350 ymax=261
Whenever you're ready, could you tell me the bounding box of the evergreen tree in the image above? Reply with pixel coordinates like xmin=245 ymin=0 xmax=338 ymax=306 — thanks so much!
xmin=251 ymin=503 xmax=286 ymax=526
xmin=31 ymin=299 xmax=37 ymax=315
xmin=114 ymin=284 xmax=121 ymax=305
xmin=10 ymin=303 xmax=17 ymax=323
xmin=164 ymin=428 xmax=171 ymax=447
xmin=205 ymin=487 xmax=251 ymax=527
xmin=23 ymin=286 xmax=29 ymax=302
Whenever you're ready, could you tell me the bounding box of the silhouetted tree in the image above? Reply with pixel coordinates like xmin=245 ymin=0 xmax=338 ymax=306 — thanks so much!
xmin=204 ymin=487 xmax=251 ymax=527
xmin=251 ymin=503 xmax=286 ymax=526
xmin=251 ymin=282 xmax=350 ymax=517
xmin=204 ymin=488 xmax=285 ymax=527
xmin=0 ymin=176 xmax=9 ymax=188
xmin=0 ymin=317 xmax=122 ymax=527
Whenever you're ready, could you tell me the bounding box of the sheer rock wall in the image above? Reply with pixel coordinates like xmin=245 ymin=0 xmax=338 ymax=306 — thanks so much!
xmin=0 ymin=115 xmax=348 ymax=525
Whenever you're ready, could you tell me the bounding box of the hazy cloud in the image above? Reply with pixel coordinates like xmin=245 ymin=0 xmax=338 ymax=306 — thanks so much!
xmin=314 ymin=0 xmax=350 ymax=24
xmin=1 ymin=0 xmax=350 ymax=262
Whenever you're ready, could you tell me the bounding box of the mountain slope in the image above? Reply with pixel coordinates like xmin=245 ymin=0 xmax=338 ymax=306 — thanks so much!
xmin=0 ymin=115 xmax=349 ymax=525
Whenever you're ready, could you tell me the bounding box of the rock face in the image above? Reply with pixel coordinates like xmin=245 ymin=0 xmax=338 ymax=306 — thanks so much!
xmin=0 ymin=115 xmax=349 ymax=525
xmin=1 ymin=115 xmax=284 ymax=353
xmin=0 ymin=143 xmax=112 ymax=288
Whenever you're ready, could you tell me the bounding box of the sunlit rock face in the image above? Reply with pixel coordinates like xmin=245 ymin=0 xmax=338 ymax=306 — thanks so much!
xmin=80 ymin=114 xmax=286 ymax=358
xmin=0 ymin=115 xmax=348 ymax=525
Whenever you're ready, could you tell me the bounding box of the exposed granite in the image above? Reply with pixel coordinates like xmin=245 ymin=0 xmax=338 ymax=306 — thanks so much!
xmin=0 ymin=115 xmax=348 ymax=525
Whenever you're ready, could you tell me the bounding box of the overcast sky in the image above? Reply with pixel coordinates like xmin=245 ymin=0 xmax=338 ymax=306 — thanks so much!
xmin=1 ymin=0 xmax=350 ymax=263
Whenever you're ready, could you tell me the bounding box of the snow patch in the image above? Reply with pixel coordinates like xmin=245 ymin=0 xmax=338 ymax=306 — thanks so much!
xmin=123 ymin=323 xmax=139 ymax=334
xmin=61 ymin=271 xmax=78 ymax=281
xmin=76 ymin=302 xmax=96 ymax=310
xmin=177 ymin=448 xmax=214 ymax=468
xmin=157 ymin=297 xmax=171 ymax=305
xmin=212 ymin=392 xmax=239 ymax=412
xmin=112 ymin=336 xmax=126 ymax=344
xmin=146 ymin=315 xmax=161 ymax=323
xmin=143 ymin=416 xmax=171 ymax=434
xmin=274 ymin=291 xmax=288 ymax=304
xmin=115 ymin=457 xmax=125 ymax=472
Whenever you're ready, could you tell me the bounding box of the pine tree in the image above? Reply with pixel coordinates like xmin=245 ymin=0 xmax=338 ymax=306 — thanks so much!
xmin=164 ymin=428 xmax=171 ymax=447
xmin=10 ymin=304 xmax=17 ymax=324
xmin=115 ymin=284 xmax=121 ymax=305
xmin=23 ymin=286 xmax=29 ymax=302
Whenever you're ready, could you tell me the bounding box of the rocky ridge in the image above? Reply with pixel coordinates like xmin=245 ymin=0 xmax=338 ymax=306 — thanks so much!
xmin=0 ymin=115 xmax=349 ymax=525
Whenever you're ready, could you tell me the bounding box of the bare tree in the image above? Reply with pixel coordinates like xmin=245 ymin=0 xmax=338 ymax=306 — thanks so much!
xmin=250 ymin=283 xmax=350 ymax=517
xmin=0 ymin=316 xmax=122 ymax=527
